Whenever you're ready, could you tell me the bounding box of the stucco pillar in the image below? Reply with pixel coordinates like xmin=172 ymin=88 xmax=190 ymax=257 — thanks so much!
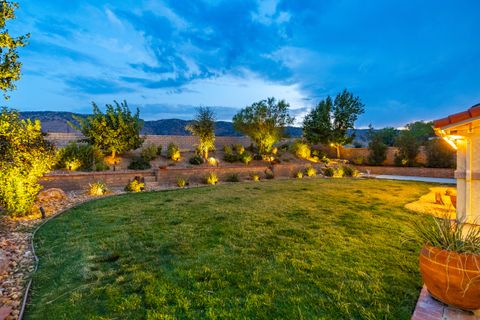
xmin=456 ymin=139 xmax=467 ymax=222
xmin=468 ymin=135 xmax=480 ymax=224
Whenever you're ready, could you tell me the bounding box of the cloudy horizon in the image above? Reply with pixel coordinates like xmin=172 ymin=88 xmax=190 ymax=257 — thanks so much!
xmin=5 ymin=0 xmax=480 ymax=127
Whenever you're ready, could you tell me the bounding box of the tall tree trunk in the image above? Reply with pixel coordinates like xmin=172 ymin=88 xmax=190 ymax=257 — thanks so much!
xmin=111 ymin=149 xmax=116 ymax=159
xmin=336 ymin=145 xmax=341 ymax=159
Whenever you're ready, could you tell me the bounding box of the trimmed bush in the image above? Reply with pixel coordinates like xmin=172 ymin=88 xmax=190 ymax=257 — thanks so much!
xmin=167 ymin=143 xmax=181 ymax=161
xmin=125 ymin=179 xmax=144 ymax=192
xmin=156 ymin=145 xmax=163 ymax=156
xmin=291 ymin=140 xmax=311 ymax=159
xmin=265 ymin=169 xmax=275 ymax=179
xmin=226 ymin=174 xmax=240 ymax=182
xmin=128 ymin=157 xmax=152 ymax=170
xmin=425 ymin=139 xmax=455 ymax=168
xmin=323 ymin=167 xmax=344 ymax=178
xmin=343 ymin=166 xmax=359 ymax=177
xmin=140 ymin=143 xmax=158 ymax=161
xmin=223 ymin=153 xmax=239 ymax=163
xmin=189 ymin=155 xmax=204 ymax=165
xmin=88 ymin=181 xmax=108 ymax=196
xmin=368 ymin=137 xmax=387 ymax=165
xmin=205 ymin=172 xmax=219 ymax=185
xmin=233 ymin=144 xmax=245 ymax=155
xmin=56 ymin=142 xmax=107 ymax=172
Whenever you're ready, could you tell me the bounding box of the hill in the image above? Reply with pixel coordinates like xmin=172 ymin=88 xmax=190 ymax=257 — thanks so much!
xmin=20 ymin=111 xmax=370 ymax=144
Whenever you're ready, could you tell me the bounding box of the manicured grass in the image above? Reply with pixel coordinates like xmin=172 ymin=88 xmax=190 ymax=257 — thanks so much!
xmin=27 ymin=179 xmax=430 ymax=319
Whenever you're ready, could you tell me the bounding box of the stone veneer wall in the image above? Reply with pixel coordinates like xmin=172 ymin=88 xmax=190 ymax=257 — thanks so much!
xmin=45 ymin=132 xmax=252 ymax=150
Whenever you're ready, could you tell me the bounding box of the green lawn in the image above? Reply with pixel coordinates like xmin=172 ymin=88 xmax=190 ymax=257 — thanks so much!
xmin=27 ymin=178 xmax=430 ymax=319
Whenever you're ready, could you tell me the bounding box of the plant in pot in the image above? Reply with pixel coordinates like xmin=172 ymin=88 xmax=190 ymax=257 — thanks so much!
xmin=414 ymin=217 xmax=480 ymax=314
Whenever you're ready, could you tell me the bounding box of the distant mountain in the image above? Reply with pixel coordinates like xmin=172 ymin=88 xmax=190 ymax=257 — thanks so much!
xmin=20 ymin=111 xmax=373 ymax=145
xmin=20 ymin=111 xmax=304 ymax=137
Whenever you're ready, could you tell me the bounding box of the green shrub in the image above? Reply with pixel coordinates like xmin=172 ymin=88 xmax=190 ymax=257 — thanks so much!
xmin=0 ymin=108 xmax=56 ymax=217
xmin=189 ymin=155 xmax=204 ymax=165
xmin=265 ymin=169 xmax=275 ymax=179
xmin=156 ymin=145 xmax=163 ymax=156
xmin=323 ymin=167 xmax=344 ymax=178
xmin=253 ymin=154 xmax=263 ymax=161
xmin=305 ymin=166 xmax=317 ymax=177
xmin=394 ymin=131 xmax=419 ymax=167
xmin=295 ymin=171 xmax=303 ymax=179
xmin=223 ymin=153 xmax=239 ymax=163
xmin=88 ymin=181 xmax=108 ymax=196
xmin=56 ymin=142 xmax=107 ymax=172
xmin=223 ymin=145 xmax=233 ymax=154
xmin=177 ymin=178 xmax=188 ymax=188
xmin=352 ymin=156 xmax=366 ymax=165
xmin=425 ymin=139 xmax=455 ymax=168
xmin=320 ymin=156 xmax=330 ymax=164
xmin=125 ymin=179 xmax=144 ymax=192
xmin=343 ymin=166 xmax=359 ymax=177
xmin=251 ymin=174 xmax=260 ymax=182
xmin=226 ymin=174 xmax=240 ymax=182
xmin=368 ymin=137 xmax=388 ymax=165
xmin=233 ymin=144 xmax=245 ymax=155
xmin=167 ymin=143 xmax=181 ymax=161
xmin=291 ymin=140 xmax=311 ymax=159
xmin=140 ymin=143 xmax=158 ymax=161
xmin=240 ymin=152 xmax=253 ymax=165
xmin=205 ymin=172 xmax=219 ymax=185
xmin=128 ymin=157 xmax=152 ymax=170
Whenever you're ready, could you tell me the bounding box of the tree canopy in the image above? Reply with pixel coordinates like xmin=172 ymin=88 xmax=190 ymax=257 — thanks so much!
xmin=186 ymin=107 xmax=216 ymax=159
xmin=0 ymin=1 xmax=29 ymax=99
xmin=70 ymin=101 xmax=144 ymax=158
xmin=233 ymin=97 xmax=294 ymax=155
xmin=303 ymin=89 xmax=365 ymax=158
xmin=0 ymin=108 xmax=55 ymax=216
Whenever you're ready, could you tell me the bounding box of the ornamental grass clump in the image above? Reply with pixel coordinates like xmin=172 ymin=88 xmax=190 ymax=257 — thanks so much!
xmin=240 ymin=152 xmax=253 ymax=165
xmin=88 ymin=182 xmax=109 ymax=196
xmin=305 ymin=166 xmax=317 ymax=177
xmin=295 ymin=171 xmax=304 ymax=179
xmin=177 ymin=178 xmax=188 ymax=188
xmin=125 ymin=179 xmax=144 ymax=193
xmin=251 ymin=174 xmax=260 ymax=182
xmin=205 ymin=172 xmax=218 ymax=185
xmin=412 ymin=217 xmax=480 ymax=254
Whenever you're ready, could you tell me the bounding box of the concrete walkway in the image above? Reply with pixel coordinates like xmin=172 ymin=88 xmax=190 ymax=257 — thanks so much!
xmin=373 ymin=175 xmax=456 ymax=184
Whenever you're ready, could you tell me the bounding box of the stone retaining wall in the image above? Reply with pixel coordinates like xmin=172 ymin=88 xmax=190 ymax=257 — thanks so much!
xmin=41 ymin=163 xmax=325 ymax=191
xmin=41 ymin=170 xmax=157 ymax=191
xmin=354 ymin=165 xmax=454 ymax=178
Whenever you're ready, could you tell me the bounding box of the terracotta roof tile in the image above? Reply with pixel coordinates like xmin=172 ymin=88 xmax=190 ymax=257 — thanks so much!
xmin=434 ymin=103 xmax=480 ymax=128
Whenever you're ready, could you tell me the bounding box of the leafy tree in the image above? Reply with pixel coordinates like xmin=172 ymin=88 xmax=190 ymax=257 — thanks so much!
xmin=303 ymin=89 xmax=364 ymax=158
xmin=373 ymin=127 xmax=398 ymax=147
xmin=233 ymin=97 xmax=294 ymax=156
xmin=367 ymin=126 xmax=388 ymax=165
xmin=394 ymin=130 xmax=420 ymax=166
xmin=303 ymin=97 xmax=333 ymax=145
xmin=405 ymin=121 xmax=435 ymax=145
xmin=0 ymin=108 xmax=56 ymax=216
xmin=0 ymin=1 xmax=29 ymax=99
xmin=425 ymin=139 xmax=456 ymax=168
xmin=186 ymin=107 xmax=215 ymax=159
xmin=70 ymin=100 xmax=144 ymax=159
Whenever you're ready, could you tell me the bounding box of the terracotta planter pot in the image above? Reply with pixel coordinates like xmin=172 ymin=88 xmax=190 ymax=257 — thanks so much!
xmin=419 ymin=245 xmax=480 ymax=311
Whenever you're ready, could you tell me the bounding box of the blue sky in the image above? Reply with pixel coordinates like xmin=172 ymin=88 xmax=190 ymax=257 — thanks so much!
xmin=6 ymin=0 xmax=480 ymax=127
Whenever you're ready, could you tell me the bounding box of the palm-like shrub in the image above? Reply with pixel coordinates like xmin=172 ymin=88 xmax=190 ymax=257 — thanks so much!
xmin=205 ymin=172 xmax=219 ymax=185
xmin=125 ymin=179 xmax=144 ymax=192
xmin=251 ymin=174 xmax=260 ymax=182
xmin=177 ymin=178 xmax=187 ymax=188
xmin=305 ymin=166 xmax=317 ymax=177
xmin=295 ymin=171 xmax=304 ymax=179
xmin=186 ymin=107 xmax=215 ymax=159
xmin=89 ymin=181 xmax=108 ymax=196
